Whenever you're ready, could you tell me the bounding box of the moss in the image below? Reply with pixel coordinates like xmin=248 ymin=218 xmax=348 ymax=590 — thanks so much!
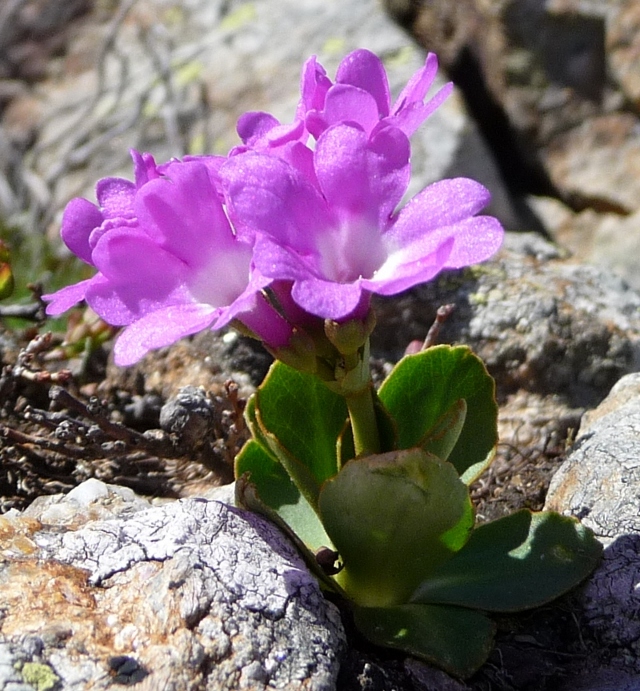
xmin=19 ymin=662 xmax=60 ymax=691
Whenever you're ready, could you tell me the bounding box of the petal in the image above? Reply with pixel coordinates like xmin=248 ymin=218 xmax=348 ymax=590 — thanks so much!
xmin=225 ymin=291 xmax=294 ymax=350
xmin=385 ymin=178 xmax=493 ymax=246
xmin=252 ymin=236 xmax=321 ymax=282
xmin=320 ymin=84 xmax=381 ymax=135
xmin=60 ymin=198 xmax=103 ymax=264
xmin=292 ymin=277 xmax=365 ymax=320
xmin=95 ymin=177 xmax=137 ymax=219
xmin=391 ymin=52 xmax=439 ymax=115
xmin=130 ymin=150 xmax=160 ymax=187
xmin=88 ymin=228 xmax=191 ymax=324
xmin=315 ymin=123 xmax=410 ymax=225
xmin=43 ymin=278 xmax=95 ymax=315
xmin=443 ymin=215 xmax=504 ymax=268
xmin=220 ymin=153 xmax=331 ymax=252
xmin=113 ymin=303 xmax=218 ymax=366
xmin=237 ymin=111 xmax=280 ymax=144
xmin=385 ymin=82 xmax=453 ymax=137
xmin=363 ymin=237 xmax=454 ymax=296
xmin=298 ymin=55 xmax=331 ymax=116
xmin=136 ymin=159 xmax=233 ymax=269
xmin=336 ymin=49 xmax=391 ymax=118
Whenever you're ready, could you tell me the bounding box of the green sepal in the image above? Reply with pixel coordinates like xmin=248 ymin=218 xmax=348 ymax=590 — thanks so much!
xmin=378 ymin=345 xmax=498 ymax=483
xmin=410 ymin=509 xmax=603 ymax=611
xmin=318 ymin=448 xmax=474 ymax=607
xmin=353 ymin=603 xmax=495 ymax=679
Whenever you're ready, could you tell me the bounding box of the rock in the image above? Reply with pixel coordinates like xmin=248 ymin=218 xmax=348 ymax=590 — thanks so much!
xmin=372 ymin=232 xmax=640 ymax=409
xmin=0 ymin=480 xmax=344 ymax=690
xmin=387 ymin=0 xmax=640 ymax=291
xmin=545 ymin=373 xmax=640 ymax=679
xmin=1 ymin=0 xmax=518 ymax=237
xmin=545 ymin=373 xmax=640 ymax=545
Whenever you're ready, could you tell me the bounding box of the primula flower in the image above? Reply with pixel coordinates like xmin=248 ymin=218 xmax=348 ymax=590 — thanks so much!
xmin=301 ymin=49 xmax=452 ymax=140
xmin=44 ymin=152 xmax=292 ymax=366
xmin=220 ymin=121 xmax=503 ymax=321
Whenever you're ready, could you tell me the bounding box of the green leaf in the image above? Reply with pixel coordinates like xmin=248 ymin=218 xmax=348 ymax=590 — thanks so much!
xmin=421 ymin=398 xmax=467 ymax=461
xmin=378 ymin=345 xmax=498 ymax=483
xmin=353 ymin=603 xmax=495 ymax=679
xmin=252 ymin=361 xmax=348 ymax=506
xmin=234 ymin=465 xmax=341 ymax=594
xmin=235 ymin=439 xmax=333 ymax=552
xmin=411 ymin=509 xmax=603 ymax=611
xmin=318 ymin=449 xmax=474 ymax=607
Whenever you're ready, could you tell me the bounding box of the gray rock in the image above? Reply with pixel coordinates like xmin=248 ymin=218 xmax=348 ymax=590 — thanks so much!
xmin=546 ymin=373 xmax=640 ymax=544
xmin=0 ymin=480 xmax=344 ymax=690
xmin=0 ymin=0 xmax=518 ymax=240
xmin=373 ymin=232 xmax=640 ymax=408
xmin=387 ymin=0 xmax=640 ymax=294
xmin=545 ymin=373 xmax=640 ymax=677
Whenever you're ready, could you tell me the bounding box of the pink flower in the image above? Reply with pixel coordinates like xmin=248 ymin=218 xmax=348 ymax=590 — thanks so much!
xmin=301 ymin=49 xmax=452 ymax=140
xmin=43 ymin=152 xmax=291 ymax=365
xmin=220 ymin=122 xmax=503 ymax=320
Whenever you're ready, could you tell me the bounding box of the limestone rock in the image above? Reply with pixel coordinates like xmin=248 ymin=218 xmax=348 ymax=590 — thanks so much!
xmin=0 ymin=0 xmax=516 ymax=239
xmin=373 ymin=232 xmax=640 ymax=408
xmin=545 ymin=373 xmax=640 ymax=676
xmin=0 ymin=480 xmax=344 ymax=690
xmin=387 ymin=0 xmax=640 ymax=291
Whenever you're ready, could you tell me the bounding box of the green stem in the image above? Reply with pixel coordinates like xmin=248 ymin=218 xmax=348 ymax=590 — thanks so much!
xmin=345 ymin=383 xmax=380 ymax=457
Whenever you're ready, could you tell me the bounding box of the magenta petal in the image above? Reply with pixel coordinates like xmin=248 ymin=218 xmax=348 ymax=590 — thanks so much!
xmin=43 ymin=278 xmax=95 ymax=315
xmin=364 ymin=237 xmax=454 ymax=296
xmin=315 ymin=123 xmax=410 ymax=224
xmin=386 ymin=82 xmax=453 ymax=137
xmin=136 ymin=160 xmax=232 ymax=269
xmin=336 ymin=49 xmax=390 ymax=118
xmin=229 ymin=292 xmax=294 ymax=350
xmin=95 ymin=177 xmax=137 ymax=219
xmin=292 ymin=278 xmax=365 ymax=320
xmin=386 ymin=178 xmax=493 ymax=245
xmin=321 ymin=84 xmax=381 ymax=134
xmin=131 ymin=150 xmax=160 ymax=187
xmin=88 ymin=229 xmax=190 ymax=324
xmin=443 ymin=216 xmax=504 ymax=268
xmin=113 ymin=303 xmax=217 ymax=366
xmin=299 ymin=55 xmax=331 ymax=115
xmin=252 ymin=236 xmax=320 ymax=282
xmin=220 ymin=154 xmax=331 ymax=252
xmin=391 ymin=52 xmax=439 ymax=115
xmin=60 ymin=198 xmax=103 ymax=264
xmin=237 ymin=111 xmax=280 ymax=144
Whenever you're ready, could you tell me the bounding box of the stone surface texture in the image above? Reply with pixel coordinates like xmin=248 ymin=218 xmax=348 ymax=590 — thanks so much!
xmin=0 ymin=0 xmax=520 ymax=239
xmin=386 ymin=0 xmax=640 ymax=291
xmin=545 ymin=373 xmax=640 ymax=680
xmin=0 ymin=480 xmax=344 ymax=690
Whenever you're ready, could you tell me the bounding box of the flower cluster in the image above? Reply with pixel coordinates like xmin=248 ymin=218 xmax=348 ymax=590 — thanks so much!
xmin=45 ymin=49 xmax=503 ymax=366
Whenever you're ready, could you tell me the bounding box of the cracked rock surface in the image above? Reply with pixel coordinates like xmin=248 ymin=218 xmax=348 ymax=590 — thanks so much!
xmin=0 ymin=482 xmax=344 ymax=690
xmin=545 ymin=373 xmax=640 ymax=680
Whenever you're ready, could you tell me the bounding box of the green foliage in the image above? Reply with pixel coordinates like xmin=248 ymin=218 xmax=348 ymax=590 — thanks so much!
xmin=411 ymin=509 xmax=602 ymax=611
xmin=236 ymin=342 xmax=601 ymax=678
xmin=318 ymin=449 xmax=473 ymax=607
xmin=378 ymin=346 xmax=498 ymax=483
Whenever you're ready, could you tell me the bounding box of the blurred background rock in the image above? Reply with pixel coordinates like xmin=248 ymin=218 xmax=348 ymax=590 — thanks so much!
xmin=4 ymin=0 xmax=639 ymax=298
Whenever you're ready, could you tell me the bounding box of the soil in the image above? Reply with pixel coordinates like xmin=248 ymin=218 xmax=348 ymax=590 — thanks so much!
xmin=0 ymin=310 xmax=606 ymax=691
